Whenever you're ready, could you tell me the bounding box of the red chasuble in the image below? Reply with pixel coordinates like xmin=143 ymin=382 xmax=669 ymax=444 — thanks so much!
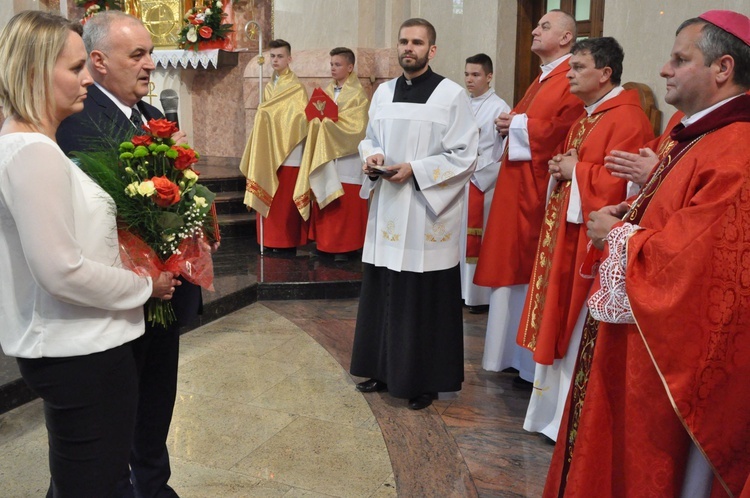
xmin=516 ymin=89 xmax=654 ymax=364
xmin=546 ymin=95 xmax=750 ymax=498
xmin=544 ymin=110 xmax=684 ymax=497
xmin=474 ymin=60 xmax=584 ymax=287
xmin=474 ymin=61 xmax=583 ymax=287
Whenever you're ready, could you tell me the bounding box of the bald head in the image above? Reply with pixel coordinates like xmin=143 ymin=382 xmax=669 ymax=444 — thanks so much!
xmin=531 ymin=10 xmax=577 ymax=63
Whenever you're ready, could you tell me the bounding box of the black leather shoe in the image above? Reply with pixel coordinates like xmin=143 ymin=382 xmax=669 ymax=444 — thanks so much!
xmin=355 ymin=379 xmax=387 ymax=393
xmin=512 ymin=376 xmax=533 ymax=390
xmin=467 ymin=304 xmax=489 ymax=314
xmin=408 ymin=393 xmax=436 ymax=410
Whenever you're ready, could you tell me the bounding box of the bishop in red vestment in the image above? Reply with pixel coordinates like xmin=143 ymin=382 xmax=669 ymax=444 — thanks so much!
xmin=546 ymin=12 xmax=750 ymax=497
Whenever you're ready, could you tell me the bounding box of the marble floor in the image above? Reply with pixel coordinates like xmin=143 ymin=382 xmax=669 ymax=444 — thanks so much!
xmin=0 ymin=300 xmax=553 ymax=497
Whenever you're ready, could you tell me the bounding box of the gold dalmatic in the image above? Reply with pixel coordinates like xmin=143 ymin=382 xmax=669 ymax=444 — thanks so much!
xmin=294 ymin=71 xmax=369 ymax=220
xmin=519 ymin=112 xmax=605 ymax=351
xmin=239 ymin=69 xmax=309 ymax=217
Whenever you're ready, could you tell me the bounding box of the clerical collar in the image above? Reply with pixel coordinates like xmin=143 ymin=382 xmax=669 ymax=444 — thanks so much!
xmin=402 ymin=66 xmax=435 ymax=85
xmin=681 ymin=94 xmax=744 ymax=127
xmin=539 ymin=53 xmax=572 ymax=82
xmin=584 ymin=86 xmax=624 ymax=116
xmin=394 ymin=66 xmax=444 ymax=104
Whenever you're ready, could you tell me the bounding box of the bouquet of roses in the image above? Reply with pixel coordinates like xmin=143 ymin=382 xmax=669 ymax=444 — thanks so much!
xmin=178 ymin=0 xmax=233 ymax=51
xmin=75 ymin=118 xmax=216 ymax=326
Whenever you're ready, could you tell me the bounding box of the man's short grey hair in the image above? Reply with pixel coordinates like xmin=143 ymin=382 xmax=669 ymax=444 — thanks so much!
xmin=677 ymin=18 xmax=750 ymax=88
xmin=82 ymin=10 xmax=143 ymax=54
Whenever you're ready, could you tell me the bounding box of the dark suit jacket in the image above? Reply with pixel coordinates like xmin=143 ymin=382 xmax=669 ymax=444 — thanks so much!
xmin=57 ymin=83 xmax=202 ymax=328
xmin=57 ymin=84 xmax=163 ymax=155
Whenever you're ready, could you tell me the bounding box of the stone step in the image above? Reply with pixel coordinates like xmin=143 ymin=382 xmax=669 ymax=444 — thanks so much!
xmin=203 ymin=175 xmax=245 ymax=193
xmin=214 ymin=191 xmax=247 ymax=215
xmin=218 ymin=212 xmax=256 ymax=239
xmin=198 ymin=156 xmax=245 ymax=193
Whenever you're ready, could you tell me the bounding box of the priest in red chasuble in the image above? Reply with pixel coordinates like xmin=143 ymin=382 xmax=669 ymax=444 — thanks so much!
xmin=473 ymin=9 xmax=584 ymax=383
xmin=545 ymin=10 xmax=750 ymax=497
xmin=517 ymin=37 xmax=654 ymax=442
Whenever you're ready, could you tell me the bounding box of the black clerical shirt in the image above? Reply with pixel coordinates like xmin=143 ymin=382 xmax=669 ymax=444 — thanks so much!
xmin=393 ymin=67 xmax=445 ymax=104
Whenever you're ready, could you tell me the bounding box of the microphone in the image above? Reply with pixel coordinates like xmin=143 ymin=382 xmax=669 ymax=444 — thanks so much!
xmin=159 ymin=89 xmax=179 ymax=128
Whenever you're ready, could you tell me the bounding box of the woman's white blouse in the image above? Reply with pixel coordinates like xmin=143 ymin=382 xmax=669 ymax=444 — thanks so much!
xmin=0 ymin=133 xmax=152 ymax=358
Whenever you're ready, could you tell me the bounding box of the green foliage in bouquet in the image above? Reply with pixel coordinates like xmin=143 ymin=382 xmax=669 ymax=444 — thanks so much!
xmin=74 ymin=118 xmax=216 ymax=326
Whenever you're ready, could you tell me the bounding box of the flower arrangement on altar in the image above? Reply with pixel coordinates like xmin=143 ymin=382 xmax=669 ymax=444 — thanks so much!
xmin=178 ymin=0 xmax=234 ymax=51
xmin=75 ymin=118 xmax=216 ymax=326
xmin=76 ymin=0 xmax=123 ymax=23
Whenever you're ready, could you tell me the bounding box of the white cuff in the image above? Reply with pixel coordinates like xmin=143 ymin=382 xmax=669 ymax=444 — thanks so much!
xmin=507 ymin=114 xmax=531 ymax=161
xmin=566 ymin=166 xmax=583 ymax=223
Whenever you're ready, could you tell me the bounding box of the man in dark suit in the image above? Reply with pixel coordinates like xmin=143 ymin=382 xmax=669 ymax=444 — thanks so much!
xmin=57 ymin=11 xmax=197 ymax=498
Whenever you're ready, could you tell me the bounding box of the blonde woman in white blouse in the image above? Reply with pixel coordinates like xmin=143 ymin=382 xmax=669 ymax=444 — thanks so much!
xmin=0 ymin=11 xmax=177 ymax=497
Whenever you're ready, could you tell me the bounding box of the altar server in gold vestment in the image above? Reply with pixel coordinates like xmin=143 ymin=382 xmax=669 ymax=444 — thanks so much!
xmin=240 ymin=39 xmax=309 ymax=250
xmin=297 ymin=47 xmax=369 ymax=261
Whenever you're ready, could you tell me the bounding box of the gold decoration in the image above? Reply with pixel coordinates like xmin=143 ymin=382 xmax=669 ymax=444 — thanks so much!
xmin=313 ymin=100 xmax=326 ymax=116
xmin=139 ymin=0 xmax=185 ymax=48
xmin=125 ymin=0 xmax=143 ymax=18
xmin=425 ymin=222 xmax=452 ymax=243
xmin=381 ymin=221 xmax=400 ymax=242
xmin=145 ymin=81 xmax=157 ymax=105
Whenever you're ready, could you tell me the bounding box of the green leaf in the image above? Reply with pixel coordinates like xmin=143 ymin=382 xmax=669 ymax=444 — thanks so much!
xmin=157 ymin=211 xmax=185 ymax=230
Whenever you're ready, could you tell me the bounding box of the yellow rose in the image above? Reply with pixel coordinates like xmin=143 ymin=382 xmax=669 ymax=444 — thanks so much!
xmin=137 ymin=181 xmax=156 ymax=197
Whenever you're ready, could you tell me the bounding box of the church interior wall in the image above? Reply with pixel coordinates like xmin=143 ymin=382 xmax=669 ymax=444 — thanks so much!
xmin=603 ymin=0 xmax=749 ymax=132
xmin=1 ymin=1 xmax=748 ymax=147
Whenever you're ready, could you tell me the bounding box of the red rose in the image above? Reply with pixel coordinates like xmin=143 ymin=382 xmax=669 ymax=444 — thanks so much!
xmin=172 ymin=146 xmax=199 ymax=170
xmin=131 ymin=135 xmax=153 ymax=146
xmin=145 ymin=118 xmax=178 ymax=139
xmin=151 ymin=176 xmax=181 ymax=207
xmin=198 ymin=26 xmax=213 ymax=39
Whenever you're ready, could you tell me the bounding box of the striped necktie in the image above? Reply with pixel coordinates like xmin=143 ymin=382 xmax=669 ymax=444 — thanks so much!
xmin=130 ymin=107 xmax=143 ymax=130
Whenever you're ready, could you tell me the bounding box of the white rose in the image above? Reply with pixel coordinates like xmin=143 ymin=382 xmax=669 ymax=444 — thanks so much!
xmin=216 ymin=1 xmax=223 ymax=8
xmin=125 ymin=182 xmax=139 ymax=197
xmin=137 ymin=181 xmax=156 ymax=197
xmin=182 ymin=169 xmax=198 ymax=182
xmin=194 ymin=196 xmax=207 ymax=208
xmin=205 ymin=9 xmax=212 ymax=15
